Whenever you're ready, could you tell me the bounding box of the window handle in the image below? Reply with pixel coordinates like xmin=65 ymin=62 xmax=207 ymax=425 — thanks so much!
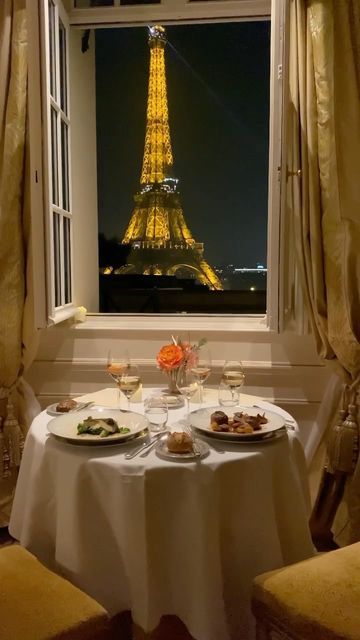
xmin=287 ymin=168 xmax=302 ymax=179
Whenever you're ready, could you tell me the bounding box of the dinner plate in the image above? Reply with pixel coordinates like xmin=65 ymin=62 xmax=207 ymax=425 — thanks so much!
xmin=46 ymin=402 xmax=89 ymax=417
xmin=155 ymin=438 xmax=209 ymax=461
xmin=189 ymin=405 xmax=285 ymax=441
xmin=47 ymin=408 xmax=149 ymax=445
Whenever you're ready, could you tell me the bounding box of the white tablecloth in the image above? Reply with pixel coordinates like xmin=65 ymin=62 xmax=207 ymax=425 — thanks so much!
xmin=10 ymin=389 xmax=314 ymax=640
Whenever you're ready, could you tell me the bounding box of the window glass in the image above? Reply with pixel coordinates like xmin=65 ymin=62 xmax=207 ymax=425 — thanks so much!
xmin=51 ymin=106 xmax=59 ymax=206
xmin=61 ymin=120 xmax=69 ymax=211
xmin=48 ymin=0 xmax=56 ymax=98
xmin=96 ymin=22 xmax=270 ymax=314
xmin=63 ymin=216 xmax=72 ymax=303
xmin=59 ymin=19 xmax=68 ymax=114
xmin=53 ymin=211 xmax=62 ymax=306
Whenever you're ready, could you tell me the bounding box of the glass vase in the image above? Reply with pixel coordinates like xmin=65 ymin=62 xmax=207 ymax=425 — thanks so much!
xmin=166 ymin=368 xmax=181 ymax=394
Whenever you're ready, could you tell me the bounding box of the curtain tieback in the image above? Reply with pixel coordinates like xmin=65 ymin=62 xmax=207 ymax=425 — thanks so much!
xmin=0 ymin=379 xmax=25 ymax=480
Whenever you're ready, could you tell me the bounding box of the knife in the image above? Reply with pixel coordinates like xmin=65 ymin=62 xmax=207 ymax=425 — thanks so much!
xmin=124 ymin=430 xmax=168 ymax=460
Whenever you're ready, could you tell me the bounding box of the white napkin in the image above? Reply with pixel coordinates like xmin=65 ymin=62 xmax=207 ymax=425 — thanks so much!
xmin=75 ymin=386 xmax=142 ymax=408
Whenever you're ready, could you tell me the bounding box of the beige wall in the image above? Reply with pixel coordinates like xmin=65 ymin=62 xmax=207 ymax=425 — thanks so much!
xmin=70 ymin=29 xmax=99 ymax=312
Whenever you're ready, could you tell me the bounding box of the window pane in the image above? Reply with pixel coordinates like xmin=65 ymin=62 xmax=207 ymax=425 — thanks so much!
xmin=51 ymin=107 xmax=59 ymax=206
xmin=48 ymin=0 xmax=56 ymax=99
xmin=63 ymin=217 xmax=72 ymax=303
xmin=96 ymin=22 xmax=270 ymax=313
xmin=53 ymin=211 xmax=61 ymax=307
xmin=59 ymin=19 xmax=67 ymax=114
xmin=61 ymin=119 xmax=69 ymax=211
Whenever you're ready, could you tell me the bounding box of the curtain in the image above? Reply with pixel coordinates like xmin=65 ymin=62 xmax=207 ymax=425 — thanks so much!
xmin=289 ymin=0 xmax=360 ymax=545
xmin=0 ymin=0 xmax=40 ymax=526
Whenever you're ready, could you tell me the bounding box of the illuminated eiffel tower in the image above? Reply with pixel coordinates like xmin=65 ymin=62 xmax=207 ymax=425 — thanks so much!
xmin=117 ymin=25 xmax=222 ymax=290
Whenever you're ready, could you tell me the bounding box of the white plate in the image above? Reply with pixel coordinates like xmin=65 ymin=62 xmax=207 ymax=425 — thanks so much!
xmin=46 ymin=402 xmax=89 ymax=417
xmin=189 ymin=405 xmax=285 ymax=441
xmin=47 ymin=408 xmax=149 ymax=445
xmin=155 ymin=438 xmax=209 ymax=461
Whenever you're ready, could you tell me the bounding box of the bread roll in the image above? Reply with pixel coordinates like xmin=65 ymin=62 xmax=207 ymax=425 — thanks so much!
xmin=167 ymin=431 xmax=193 ymax=454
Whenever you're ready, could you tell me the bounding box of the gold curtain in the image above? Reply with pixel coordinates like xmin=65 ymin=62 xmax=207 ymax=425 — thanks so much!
xmin=0 ymin=0 xmax=40 ymax=526
xmin=289 ymin=0 xmax=360 ymax=545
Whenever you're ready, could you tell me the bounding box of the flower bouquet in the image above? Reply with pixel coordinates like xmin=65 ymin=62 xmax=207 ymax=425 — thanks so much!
xmin=156 ymin=336 xmax=207 ymax=394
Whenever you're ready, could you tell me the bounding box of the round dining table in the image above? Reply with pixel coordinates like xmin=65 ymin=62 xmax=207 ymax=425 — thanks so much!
xmin=10 ymin=388 xmax=314 ymax=640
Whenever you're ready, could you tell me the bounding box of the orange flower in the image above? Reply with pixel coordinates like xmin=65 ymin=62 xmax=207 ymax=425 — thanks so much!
xmin=157 ymin=344 xmax=184 ymax=371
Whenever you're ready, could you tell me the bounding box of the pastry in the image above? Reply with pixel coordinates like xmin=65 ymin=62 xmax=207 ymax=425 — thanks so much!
xmin=56 ymin=399 xmax=78 ymax=413
xmin=167 ymin=431 xmax=193 ymax=454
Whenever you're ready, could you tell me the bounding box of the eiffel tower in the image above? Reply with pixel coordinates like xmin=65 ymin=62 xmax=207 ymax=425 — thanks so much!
xmin=116 ymin=25 xmax=222 ymax=290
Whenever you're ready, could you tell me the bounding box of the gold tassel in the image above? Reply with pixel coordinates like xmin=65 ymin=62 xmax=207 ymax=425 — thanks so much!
xmin=0 ymin=417 xmax=4 ymax=479
xmin=327 ymin=404 xmax=359 ymax=474
xmin=3 ymin=400 xmax=23 ymax=468
xmin=327 ymin=409 xmax=347 ymax=474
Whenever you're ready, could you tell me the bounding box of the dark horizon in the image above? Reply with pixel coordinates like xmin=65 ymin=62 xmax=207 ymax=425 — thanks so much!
xmin=95 ymin=21 xmax=270 ymax=268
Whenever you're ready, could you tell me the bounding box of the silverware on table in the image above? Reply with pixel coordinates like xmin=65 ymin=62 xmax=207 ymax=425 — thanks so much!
xmin=140 ymin=431 xmax=169 ymax=457
xmin=124 ymin=430 xmax=168 ymax=460
xmin=73 ymin=401 xmax=95 ymax=412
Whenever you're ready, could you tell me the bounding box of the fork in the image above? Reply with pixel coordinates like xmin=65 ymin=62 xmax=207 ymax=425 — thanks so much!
xmin=183 ymin=424 xmax=201 ymax=458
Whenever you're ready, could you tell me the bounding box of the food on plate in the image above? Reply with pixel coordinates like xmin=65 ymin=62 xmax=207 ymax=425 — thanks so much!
xmin=210 ymin=410 xmax=268 ymax=434
xmin=77 ymin=416 xmax=130 ymax=438
xmin=167 ymin=431 xmax=193 ymax=453
xmin=56 ymin=399 xmax=78 ymax=413
xmin=210 ymin=410 xmax=229 ymax=427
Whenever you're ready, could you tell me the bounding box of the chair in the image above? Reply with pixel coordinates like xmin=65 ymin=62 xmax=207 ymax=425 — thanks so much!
xmin=252 ymin=543 xmax=360 ymax=640
xmin=0 ymin=544 xmax=114 ymax=639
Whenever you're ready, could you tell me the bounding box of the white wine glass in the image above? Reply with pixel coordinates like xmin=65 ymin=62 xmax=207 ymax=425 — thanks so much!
xmin=144 ymin=395 xmax=168 ymax=433
xmin=220 ymin=360 xmax=245 ymax=407
xmin=176 ymin=366 xmax=199 ymax=422
xmin=190 ymin=348 xmax=211 ymax=406
xmin=119 ymin=363 xmax=141 ymax=411
xmin=106 ymin=350 xmax=130 ymax=409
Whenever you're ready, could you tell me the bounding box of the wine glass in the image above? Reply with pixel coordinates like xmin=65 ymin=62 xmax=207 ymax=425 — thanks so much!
xmin=220 ymin=360 xmax=245 ymax=407
xmin=176 ymin=366 xmax=199 ymax=422
xmin=119 ymin=363 xmax=141 ymax=411
xmin=144 ymin=395 xmax=168 ymax=433
xmin=190 ymin=348 xmax=211 ymax=406
xmin=106 ymin=350 xmax=130 ymax=409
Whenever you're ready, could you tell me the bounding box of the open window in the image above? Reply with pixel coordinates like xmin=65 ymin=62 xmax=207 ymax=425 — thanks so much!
xmin=28 ymin=0 xmax=292 ymax=331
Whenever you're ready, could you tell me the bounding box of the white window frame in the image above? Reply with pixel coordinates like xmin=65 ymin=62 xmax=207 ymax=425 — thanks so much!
xmin=37 ymin=0 xmax=75 ymax=324
xmin=28 ymin=0 xmax=292 ymax=334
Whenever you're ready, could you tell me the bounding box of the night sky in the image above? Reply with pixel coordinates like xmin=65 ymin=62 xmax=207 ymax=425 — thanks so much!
xmin=95 ymin=21 xmax=270 ymax=268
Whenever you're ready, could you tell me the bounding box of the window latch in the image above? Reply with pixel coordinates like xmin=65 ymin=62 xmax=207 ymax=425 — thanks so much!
xmin=286 ymin=169 xmax=302 ymax=179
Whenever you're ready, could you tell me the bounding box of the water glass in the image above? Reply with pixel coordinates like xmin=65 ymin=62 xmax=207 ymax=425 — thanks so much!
xmin=144 ymin=395 xmax=168 ymax=433
xmin=218 ymin=381 xmax=239 ymax=407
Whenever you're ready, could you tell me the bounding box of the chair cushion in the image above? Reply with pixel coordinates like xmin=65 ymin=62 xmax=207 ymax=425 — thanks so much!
xmin=0 ymin=545 xmax=110 ymax=640
xmin=252 ymin=542 xmax=360 ymax=640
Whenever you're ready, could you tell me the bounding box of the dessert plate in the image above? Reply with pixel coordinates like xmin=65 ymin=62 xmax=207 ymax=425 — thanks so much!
xmin=155 ymin=438 xmax=209 ymax=461
xmin=47 ymin=408 xmax=149 ymax=445
xmin=189 ymin=405 xmax=285 ymax=441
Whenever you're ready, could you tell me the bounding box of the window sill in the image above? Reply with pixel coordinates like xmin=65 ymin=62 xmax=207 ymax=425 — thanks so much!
xmin=70 ymin=313 xmax=273 ymax=333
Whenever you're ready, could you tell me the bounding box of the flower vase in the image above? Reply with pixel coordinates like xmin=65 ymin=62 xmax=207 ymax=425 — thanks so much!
xmin=166 ymin=369 xmax=181 ymax=394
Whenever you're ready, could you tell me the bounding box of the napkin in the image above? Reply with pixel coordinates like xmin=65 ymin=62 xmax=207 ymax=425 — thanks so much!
xmin=75 ymin=386 xmax=142 ymax=408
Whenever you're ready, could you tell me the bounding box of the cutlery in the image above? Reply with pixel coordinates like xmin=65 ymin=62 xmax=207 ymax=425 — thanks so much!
xmin=125 ymin=430 xmax=167 ymax=460
xmin=183 ymin=425 xmax=201 ymax=458
xmin=140 ymin=431 xmax=169 ymax=458
xmin=73 ymin=401 xmax=95 ymax=412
